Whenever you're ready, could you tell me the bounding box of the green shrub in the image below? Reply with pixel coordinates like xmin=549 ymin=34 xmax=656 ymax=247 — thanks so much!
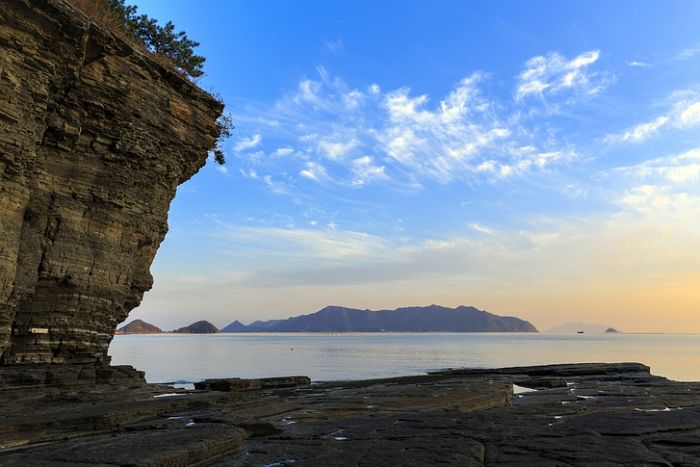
xmin=106 ymin=0 xmax=205 ymax=78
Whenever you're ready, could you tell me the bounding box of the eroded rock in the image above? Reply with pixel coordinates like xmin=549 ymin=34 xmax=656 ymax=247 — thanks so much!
xmin=2 ymin=364 xmax=699 ymax=466
xmin=0 ymin=0 xmax=222 ymax=364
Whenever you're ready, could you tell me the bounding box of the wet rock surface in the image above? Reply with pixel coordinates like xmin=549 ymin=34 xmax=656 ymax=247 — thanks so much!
xmin=1 ymin=363 xmax=699 ymax=466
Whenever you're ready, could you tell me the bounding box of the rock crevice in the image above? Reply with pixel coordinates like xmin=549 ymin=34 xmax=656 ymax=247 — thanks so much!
xmin=0 ymin=0 xmax=222 ymax=364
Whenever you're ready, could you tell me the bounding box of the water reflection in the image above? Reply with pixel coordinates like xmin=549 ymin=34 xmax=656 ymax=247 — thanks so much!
xmin=108 ymin=332 xmax=700 ymax=383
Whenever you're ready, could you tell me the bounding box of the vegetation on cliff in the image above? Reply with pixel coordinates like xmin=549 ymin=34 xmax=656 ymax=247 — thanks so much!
xmin=70 ymin=0 xmax=232 ymax=164
xmin=71 ymin=0 xmax=204 ymax=78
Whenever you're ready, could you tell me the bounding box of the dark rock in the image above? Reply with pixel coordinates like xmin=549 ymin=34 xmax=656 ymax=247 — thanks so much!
xmin=0 ymin=0 xmax=222 ymax=365
xmin=430 ymin=362 xmax=651 ymax=377
xmin=0 ymin=364 xmax=144 ymax=390
xmin=194 ymin=376 xmax=311 ymax=391
xmin=2 ymin=363 xmax=700 ymax=465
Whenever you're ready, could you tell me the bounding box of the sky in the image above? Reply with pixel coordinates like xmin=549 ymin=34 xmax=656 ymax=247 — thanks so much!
xmin=126 ymin=1 xmax=700 ymax=332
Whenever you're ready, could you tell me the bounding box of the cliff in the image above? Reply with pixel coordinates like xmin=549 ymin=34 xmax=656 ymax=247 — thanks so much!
xmin=0 ymin=0 xmax=222 ymax=365
xmin=222 ymin=305 xmax=539 ymax=332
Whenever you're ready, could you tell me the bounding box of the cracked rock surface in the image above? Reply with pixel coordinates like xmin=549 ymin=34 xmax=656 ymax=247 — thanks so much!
xmin=1 ymin=363 xmax=699 ymax=466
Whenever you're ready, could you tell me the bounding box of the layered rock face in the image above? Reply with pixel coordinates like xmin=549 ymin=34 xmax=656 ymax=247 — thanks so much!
xmin=0 ymin=0 xmax=222 ymax=364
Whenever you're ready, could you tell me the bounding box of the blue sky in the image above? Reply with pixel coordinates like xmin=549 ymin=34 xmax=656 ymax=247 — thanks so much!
xmin=127 ymin=1 xmax=700 ymax=332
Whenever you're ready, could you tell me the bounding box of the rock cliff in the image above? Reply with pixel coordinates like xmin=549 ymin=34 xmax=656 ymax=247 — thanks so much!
xmin=0 ymin=0 xmax=222 ymax=365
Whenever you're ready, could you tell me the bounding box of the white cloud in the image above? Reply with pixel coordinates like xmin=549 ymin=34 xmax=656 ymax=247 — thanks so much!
xmin=627 ymin=60 xmax=649 ymax=67
xmin=317 ymin=137 xmax=359 ymax=160
xmin=216 ymin=165 xmax=229 ymax=175
xmin=220 ymin=226 xmax=387 ymax=260
xmin=262 ymin=175 xmax=289 ymax=195
xmin=678 ymin=101 xmax=700 ymax=126
xmin=300 ymin=161 xmax=329 ymax=181
xmin=351 ymin=156 xmax=389 ymax=186
xmin=342 ymin=90 xmax=364 ymax=110
xmin=516 ymin=50 xmax=604 ymax=100
xmin=605 ymin=97 xmax=700 ymax=144
xmin=606 ymin=116 xmax=670 ymax=143
xmin=470 ymin=223 xmax=496 ymax=235
xmin=619 ymin=148 xmax=700 ymax=185
xmin=325 ymin=38 xmax=343 ymax=54
xmin=240 ymin=168 xmax=259 ymax=179
xmin=273 ymin=147 xmax=295 ymax=157
xmin=234 ymin=134 xmax=262 ymax=151
xmin=204 ymin=190 xmax=700 ymax=296
xmin=231 ymin=62 xmax=591 ymax=189
xmin=295 ymin=79 xmax=323 ymax=106
xmin=674 ymin=44 xmax=700 ymax=61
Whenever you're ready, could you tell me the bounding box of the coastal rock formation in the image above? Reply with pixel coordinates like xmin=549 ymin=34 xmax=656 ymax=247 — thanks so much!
xmin=1 ymin=363 xmax=699 ymax=465
xmin=172 ymin=320 xmax=219 ymax=334
xmin=0 ymin=0 xmax=222 ymax=364
xmin=115 ymin=319 xmax=162 ymax=334
xmin=222 ymin=305 xmax=538 ymax=332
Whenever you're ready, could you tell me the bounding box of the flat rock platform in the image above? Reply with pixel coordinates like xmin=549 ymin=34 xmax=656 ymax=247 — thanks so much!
xmin=1 ymin=363 xmax=699 ymax=466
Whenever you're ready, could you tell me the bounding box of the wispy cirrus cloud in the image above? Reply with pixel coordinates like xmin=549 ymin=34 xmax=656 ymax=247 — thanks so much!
xmin=325 ymin=38 xmax=344 ymax=54
xmin=617 ymin=148 xmax=700 ymax=185
xmin=605 ymin=116 xmax=670 ymax=143
xmin=234 ymin=133 xmax=262 ymax=151
xmin=515 ymin=50 xmax=608 ymax=100
xmin=674 ymin=43 xmax=700 ymax=62
xmin=229 ymin=53 xmax=597 ymax=194
xmin=605 ymin=93 xmax=700 ymax=144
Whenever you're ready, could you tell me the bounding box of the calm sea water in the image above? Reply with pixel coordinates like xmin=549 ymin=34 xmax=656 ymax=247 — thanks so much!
xmin=108 ymin=333 xmax=700 ymax=383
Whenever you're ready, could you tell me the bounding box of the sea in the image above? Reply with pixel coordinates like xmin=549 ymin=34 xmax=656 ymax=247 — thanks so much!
xmin=108 ymin=332 xmax=700 ymax=384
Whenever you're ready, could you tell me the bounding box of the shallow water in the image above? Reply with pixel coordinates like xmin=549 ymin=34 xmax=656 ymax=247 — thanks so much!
xmin=108 ymin=332 xmax=700 ymax=383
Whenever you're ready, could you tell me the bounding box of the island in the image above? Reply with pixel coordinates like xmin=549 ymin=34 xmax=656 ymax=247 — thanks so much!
xmin=171 ymin=320 xmax=219 ymax=334
xmin=221 ymin=305 xmax=538 ymax=333
xmin=115 ymin=319 xmax=162 ymax=335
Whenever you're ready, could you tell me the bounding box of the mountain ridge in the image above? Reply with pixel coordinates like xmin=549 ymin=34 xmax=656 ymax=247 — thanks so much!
xmin=221 ymin=305 xmax=538 ymax=333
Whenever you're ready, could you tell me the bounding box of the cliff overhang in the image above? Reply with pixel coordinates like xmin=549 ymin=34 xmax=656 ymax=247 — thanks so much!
xmin=0 ymin=0 xmax=223 ymax=366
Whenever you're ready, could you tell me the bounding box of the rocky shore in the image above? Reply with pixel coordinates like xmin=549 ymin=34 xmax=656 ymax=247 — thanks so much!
xmin=1 ymin=362 xmax=699 ymax=466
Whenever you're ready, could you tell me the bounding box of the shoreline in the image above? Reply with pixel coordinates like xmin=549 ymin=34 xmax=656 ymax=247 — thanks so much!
xmin=2 ymin=362 xmax=699 ymax=465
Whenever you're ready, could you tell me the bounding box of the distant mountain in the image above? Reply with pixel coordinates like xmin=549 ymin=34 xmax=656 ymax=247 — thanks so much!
xmin=172 ymin=320 xmax=219 ymax=334
xmin=115 ymin=319 xmax=162 ymax=334
xmin=220 ymin=320 xmax=248 ymax=332
xmin=221 ymin=305 xmax=538 ymax=333
xmin=220 ymin=318 xmax=283 ymax=332
xmin=605 ymin=327 xmax=619 ymax=333
xmin=546 ymin=322 xmax=618 ymax=333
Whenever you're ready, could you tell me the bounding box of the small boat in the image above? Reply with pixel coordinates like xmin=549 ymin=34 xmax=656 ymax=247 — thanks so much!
xmin=577 ymin=331 xmax=584 ymax=334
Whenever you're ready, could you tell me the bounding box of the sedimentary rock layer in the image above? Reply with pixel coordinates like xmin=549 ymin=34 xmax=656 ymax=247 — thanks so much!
xmin=1 ymin=363 xmax=699 ymax=465
xmin=0 ymin=0 xmax=222 ymax=364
